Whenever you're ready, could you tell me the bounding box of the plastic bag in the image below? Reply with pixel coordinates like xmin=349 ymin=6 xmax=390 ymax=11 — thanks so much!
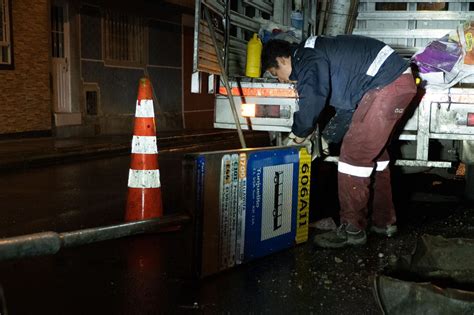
xmin=412 ymin=36 xmax=462 ymax=73
xmin=254 ymin=17 xmax=302 ymax=44
xmin=411 ymin=21 xmax=474 ymax=88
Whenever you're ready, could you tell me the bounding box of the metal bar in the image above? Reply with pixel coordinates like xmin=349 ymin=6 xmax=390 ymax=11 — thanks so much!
xmin=398 ymin=134 xmax=417 ymax=141
xmin=0 ymin=232 xmax=61 ymax=261
xmin=229 ymin=9 xmax=261 ymax=32
xmin=352 ymin=29 xmax=452 ymax=38
xmin=321 ymin=155 xmax=452 ymax=168
xmin=425 ymin=134 xmax=474 ymax=141
xmin=224 ymin=0 xmax=231 ymax=74
xmin=61 ymin=214 xmax=190 ymax=248
xmin=273 ymin=0 xmax=284 ymax=24
xmin=242 ymin=0 xmax=273 ymax=14
xmin=202 ymin=0 xmax=225 ymax=16
xmin=0 ymin=214 xmax=191 ymax=261
xmin=214 ymin=123 xmax=291 ymax=132
xmin=193 ymin=0 xmax=201 ymax=72
xmin=204 ymin=6 xmax=247 ymax=148
xmin=360 ymin=0 xmax=471 ymax=2
xmin=228 ymin=35 xmax=247 ymax=48
xmin=357 ymin=11 xmax=473 ymax=20
xmin=346 ymin=0 xmax=360 ymax=34
xmin=318 ymin=0 xmax=328 ymax=35
xmin=416 ymin=98 xmax=431 ymax=161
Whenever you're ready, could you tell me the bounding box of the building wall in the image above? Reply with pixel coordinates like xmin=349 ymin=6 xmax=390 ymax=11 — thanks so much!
xmin=79 ymin=3 xmax=187 ymax=135
xmin=0 ymin=0 xmax=214 ymax=137
xmin=0 ymin=0 xmax=51 ymax=135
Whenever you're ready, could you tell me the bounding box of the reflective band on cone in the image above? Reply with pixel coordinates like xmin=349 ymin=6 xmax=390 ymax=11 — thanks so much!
xmin=128 ymin=169 xmax=161 ymax=188
xmin=125 ymin=77 xmax=164 ymax=222
xmin=135 ymin=100 xmax=155 ymax=118
xmin=131 ymin=136 xmax=158 ymax=154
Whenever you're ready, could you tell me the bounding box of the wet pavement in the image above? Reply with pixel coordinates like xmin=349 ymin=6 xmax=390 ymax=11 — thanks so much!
xmin=0 ymin=130 xmax=268 ymax=171
xmin=0 ymin=151 xmax=472 ymax=313
xmin=0 ymin=131 xmax=269 ymax=237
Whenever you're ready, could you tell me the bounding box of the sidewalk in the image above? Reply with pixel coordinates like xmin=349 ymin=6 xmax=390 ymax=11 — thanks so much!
xmin=0 ymin=129 xmax=261 ymax=170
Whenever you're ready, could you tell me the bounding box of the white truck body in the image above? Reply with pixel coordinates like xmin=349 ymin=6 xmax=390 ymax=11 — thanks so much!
xmin=352 ymin=0 xmax=474 ymax=171
xmin=193 ymin=0 xmax=474 ymax=197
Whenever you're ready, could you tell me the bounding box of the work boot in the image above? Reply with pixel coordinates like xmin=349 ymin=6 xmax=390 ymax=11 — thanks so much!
xmin=370 ymin=224 xmax=398 ymax=237
xmin=313 ymin=223 xmax=367 ymax=248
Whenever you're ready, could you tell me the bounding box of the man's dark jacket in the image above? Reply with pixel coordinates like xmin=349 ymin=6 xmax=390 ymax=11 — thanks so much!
xmin=289 ymin=35 xmax=409 ymax=137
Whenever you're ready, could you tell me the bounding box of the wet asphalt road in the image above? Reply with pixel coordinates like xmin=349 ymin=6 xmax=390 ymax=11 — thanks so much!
xmin=0 ymin=145 xmax=473 ymax=314
xmin=0 ymin=135 xmax=269 ymax=238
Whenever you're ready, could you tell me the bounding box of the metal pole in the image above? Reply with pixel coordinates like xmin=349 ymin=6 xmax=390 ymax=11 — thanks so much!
xmin=61 ymin=214 xmax=190 ymax=248
xmin=224 ymin=0 xmax=231 ymax=73
xmin=276 ymin=132 xmax=282 ymax=146
xmin=273 ymin=0 xmax=284 ymax=24
xmin=0 ymin=214 xmax=191 ymax=261
xmin=203 ymin=6 xmax=247 ymax=149
xmin=0 ymin=232 xmax=61 ymax=261
xmin=325 ymin=0 xmax=352 ymax=36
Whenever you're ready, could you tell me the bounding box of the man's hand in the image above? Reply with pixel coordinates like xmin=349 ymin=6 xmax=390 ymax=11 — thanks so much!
xmin=283 ymin=132 xmax=313 ymax=155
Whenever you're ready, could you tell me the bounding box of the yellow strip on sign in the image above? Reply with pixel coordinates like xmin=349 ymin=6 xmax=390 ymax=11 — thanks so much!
xmin=296 ymin=147 xmax=311 ymax=243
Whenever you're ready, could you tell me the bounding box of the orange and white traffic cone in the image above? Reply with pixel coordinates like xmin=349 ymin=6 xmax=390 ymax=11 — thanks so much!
xmin=125 ymin=77 xmax=163 ymax=222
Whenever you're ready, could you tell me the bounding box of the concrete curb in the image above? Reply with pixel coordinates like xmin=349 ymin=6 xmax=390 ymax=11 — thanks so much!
xmin=0 ymin=213 xmax=191 ymax=261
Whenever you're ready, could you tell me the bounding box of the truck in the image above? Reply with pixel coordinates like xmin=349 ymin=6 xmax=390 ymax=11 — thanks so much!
xmin=192 ymin=0 xmax=474 ymax=199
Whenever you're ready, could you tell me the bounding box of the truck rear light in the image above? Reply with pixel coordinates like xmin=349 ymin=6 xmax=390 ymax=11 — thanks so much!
xmin=241 ymin=103 xmax=256 ymax=117
xmin=468 ymin=113 xmax=474 ymax=126
xmin=241 ymin=104 xmax=287 ymax=118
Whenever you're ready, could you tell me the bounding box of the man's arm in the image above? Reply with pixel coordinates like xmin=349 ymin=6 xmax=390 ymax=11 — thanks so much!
xmin=291 ymin=53 xmax=330 ymax=138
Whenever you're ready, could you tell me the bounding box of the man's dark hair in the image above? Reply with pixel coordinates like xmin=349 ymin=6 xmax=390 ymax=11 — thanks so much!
xmin=261 ymin=39 xmax=293 ymax=71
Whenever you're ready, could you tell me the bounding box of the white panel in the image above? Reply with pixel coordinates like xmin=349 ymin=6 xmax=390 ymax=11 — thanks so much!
xmin=261 ymin=164 xmax=293 ymax=241
xmin=52 ymin=58 xmax=72 ymax=113
xmin=191 ymin=71 xmax=201 ymax=94
xmin=51 ymin=4 xmax=72 ymax=114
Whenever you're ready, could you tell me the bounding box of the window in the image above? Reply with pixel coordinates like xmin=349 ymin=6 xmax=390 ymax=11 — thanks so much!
xmin=102 ymin=10 xmax=148 ymax=66
xmin=0 ymin=0 xmax=13 ymax=68
xmin=85 ymin=90 xmax=98 ymax=115
xmin=51 ymin=5 xmax=65 ymax=58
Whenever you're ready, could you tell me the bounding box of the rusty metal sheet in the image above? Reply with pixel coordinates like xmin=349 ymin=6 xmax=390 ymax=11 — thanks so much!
xmin=196 ymin=20 xmax=223 ymax=75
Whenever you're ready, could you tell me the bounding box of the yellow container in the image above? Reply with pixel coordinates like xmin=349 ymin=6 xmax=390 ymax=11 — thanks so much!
xmin=245 ymin=33 xmax=262 ymax=78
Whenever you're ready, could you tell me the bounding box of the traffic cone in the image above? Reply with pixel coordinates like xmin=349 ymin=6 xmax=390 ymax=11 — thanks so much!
xmin=125 ymin=77 xmax=163 ymax=221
